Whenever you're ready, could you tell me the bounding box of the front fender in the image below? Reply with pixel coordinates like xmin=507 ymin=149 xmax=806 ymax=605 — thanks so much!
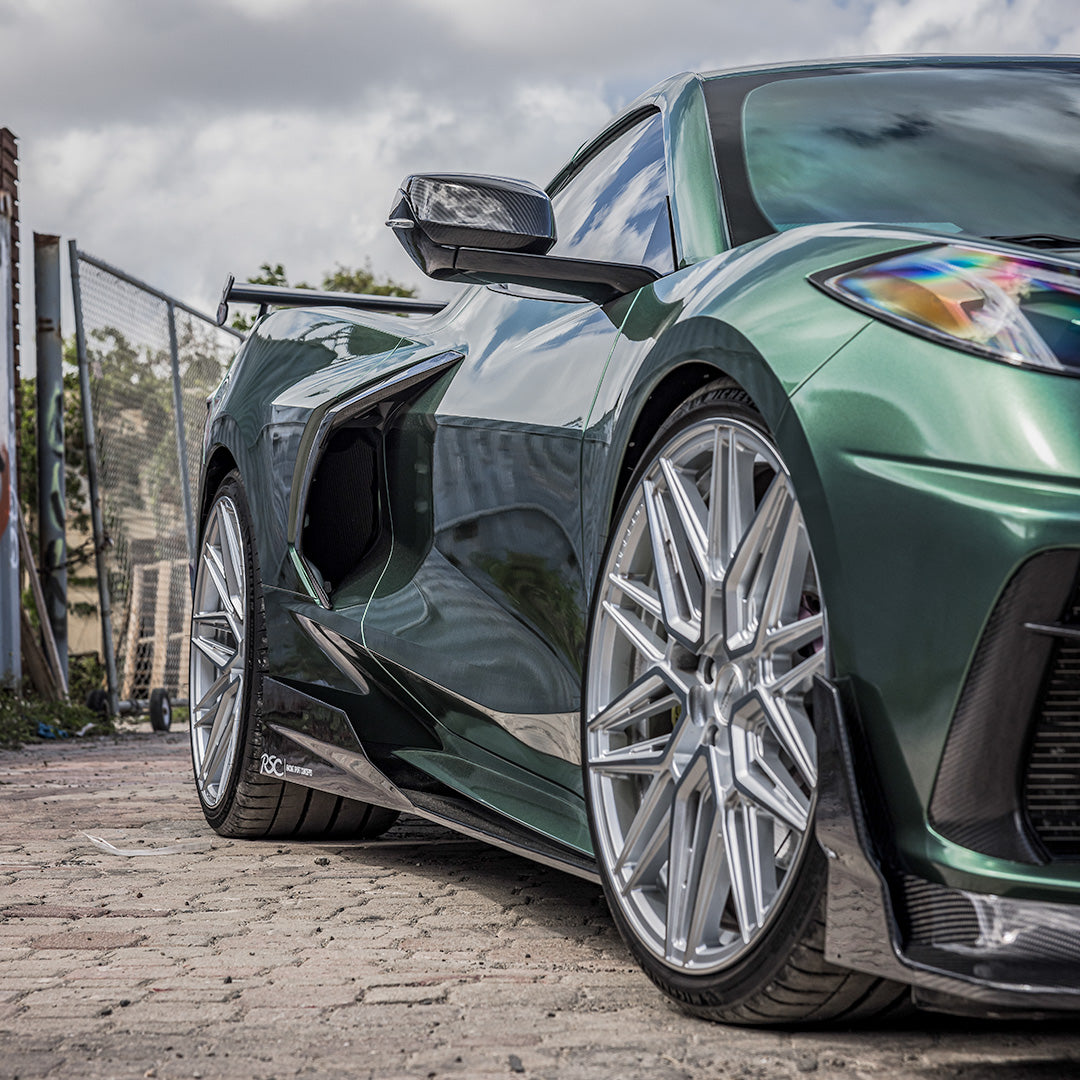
xmin=581 ymin=227 xmax=910 ymax=583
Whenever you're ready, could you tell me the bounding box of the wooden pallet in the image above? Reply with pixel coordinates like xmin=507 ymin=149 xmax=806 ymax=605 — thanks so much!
xmin=119 ymin=558 xmax=190 ymax=699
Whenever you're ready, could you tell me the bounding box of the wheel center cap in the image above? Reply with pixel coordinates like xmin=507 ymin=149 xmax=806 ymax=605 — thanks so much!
xmin=717 ymin=656 xmax=743 ymax=699
xmin=699 ymin=657 xmax=745 ymax=728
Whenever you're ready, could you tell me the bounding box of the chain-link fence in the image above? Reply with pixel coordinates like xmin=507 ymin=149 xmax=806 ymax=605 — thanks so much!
xmin=71 ymin=247 xmax=242 ymax=705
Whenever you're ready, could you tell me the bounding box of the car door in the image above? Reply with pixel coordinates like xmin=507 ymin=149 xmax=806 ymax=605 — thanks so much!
xmin=350 ymin=109 xmax=674 ymax=826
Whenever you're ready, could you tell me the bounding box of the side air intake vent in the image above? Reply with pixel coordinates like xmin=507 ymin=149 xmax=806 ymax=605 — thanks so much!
xmin=929 ymin=550 xmax=1080 ymax=864
xmin=301 ymin=426 xmax=379 ymax=591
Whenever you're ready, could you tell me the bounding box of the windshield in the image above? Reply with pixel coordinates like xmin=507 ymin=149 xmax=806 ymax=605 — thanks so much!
xmin=705 ymin=63 xmax=1080 ymax=247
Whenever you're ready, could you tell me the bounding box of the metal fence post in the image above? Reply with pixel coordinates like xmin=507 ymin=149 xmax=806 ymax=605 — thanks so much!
xmin=167 ymin=302 xmax=196 ymax=562
xmin=69 ymin=239 xmax=119 ymax=716
xmin=34 ymin=233 xmax=67 ymax=683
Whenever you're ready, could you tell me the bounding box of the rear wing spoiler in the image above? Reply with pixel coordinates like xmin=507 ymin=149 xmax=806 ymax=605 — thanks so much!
xmin=215 ymin=274 xmax=446 ymax=326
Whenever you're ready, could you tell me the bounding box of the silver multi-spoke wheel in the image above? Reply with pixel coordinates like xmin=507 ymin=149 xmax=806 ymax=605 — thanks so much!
xmin=190 ymin=494 xmax=248 ymax=810
xmin=587 ymin=410 xmax=825 ymax=975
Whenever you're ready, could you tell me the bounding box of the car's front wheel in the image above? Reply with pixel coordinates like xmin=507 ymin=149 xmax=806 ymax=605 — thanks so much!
xmin=190 ymin=470 xmax=399 ymax=840
xmin=584 ymin=381 xmax=906 ymax=1024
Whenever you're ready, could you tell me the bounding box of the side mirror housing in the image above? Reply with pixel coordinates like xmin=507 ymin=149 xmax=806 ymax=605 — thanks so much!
xmin=387 ymin=173 xmax=658 ymax=304
xmin=388 ymin=174 xmax=555 ymax=265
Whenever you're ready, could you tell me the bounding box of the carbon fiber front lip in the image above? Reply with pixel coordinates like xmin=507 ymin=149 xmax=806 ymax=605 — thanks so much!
xmin=814 ymin=676 xmax=1080 ymax=1015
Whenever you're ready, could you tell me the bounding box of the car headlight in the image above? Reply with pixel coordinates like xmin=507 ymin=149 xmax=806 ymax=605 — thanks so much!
xmin=811 ymin=244 xmax=1080 ymax=374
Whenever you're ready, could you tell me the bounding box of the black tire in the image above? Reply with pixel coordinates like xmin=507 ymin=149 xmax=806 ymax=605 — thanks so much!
xmin=191 ymin=470 xmax=400 ymax=841
xmin=149 ymin=688 xmax=172 ymax=732
xmin=583 ymin=380 xmax=909 ymax=1025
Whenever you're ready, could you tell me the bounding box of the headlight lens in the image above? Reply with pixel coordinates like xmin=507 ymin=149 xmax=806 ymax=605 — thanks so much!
xmin=812 ymin=244 xmax=1080 ymax=374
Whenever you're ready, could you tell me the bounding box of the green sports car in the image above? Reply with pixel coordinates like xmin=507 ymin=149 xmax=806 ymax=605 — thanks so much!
xmin=195 ymin=55 xmax=1080 ymax=1023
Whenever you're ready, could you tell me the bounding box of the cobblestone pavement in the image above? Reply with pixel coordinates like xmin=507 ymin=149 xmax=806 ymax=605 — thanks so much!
xmin=1 ymin=730 xmax=1078 ymax=1080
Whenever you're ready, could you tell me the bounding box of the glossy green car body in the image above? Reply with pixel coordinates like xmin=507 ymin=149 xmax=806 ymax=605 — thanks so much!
xmin=199 ymin=57 xmax=1080 ymax=1014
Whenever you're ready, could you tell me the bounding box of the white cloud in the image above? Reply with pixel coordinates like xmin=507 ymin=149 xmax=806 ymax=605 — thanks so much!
xmin=17 ymin=79 xmax=615 ymax=330
xmin=221 ymin=0 xmax=309 ymax=18
xmin=854 ymin=0 xmax=1064 ymax=53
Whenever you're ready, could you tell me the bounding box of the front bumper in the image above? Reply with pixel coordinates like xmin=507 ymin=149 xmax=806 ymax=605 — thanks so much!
xmin=815 ymin=676 xmax=1080 ymax=1016
xmin=785 ymin=317 xmax=1080 ymax=890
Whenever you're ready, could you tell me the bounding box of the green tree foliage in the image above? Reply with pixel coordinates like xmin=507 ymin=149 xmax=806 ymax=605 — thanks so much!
xmin=231 ymin=261 xmax=416 ymax=331
xmin=247 ymin=262 xmax=291 ymax=288
xmin=320 ymin=262 xmax=415 ymax=297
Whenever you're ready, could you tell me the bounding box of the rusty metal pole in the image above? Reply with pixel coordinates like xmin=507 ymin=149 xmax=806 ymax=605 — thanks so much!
xmin=0 ymin=131 xmax=20 ymax=688
xmin=34 ymin=233 xmax=67 ymax=684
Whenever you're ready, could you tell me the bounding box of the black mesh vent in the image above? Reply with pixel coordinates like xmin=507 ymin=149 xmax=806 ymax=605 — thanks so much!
xmin=901 ymin=875 xmax=980 ymax=948
xmin=899 ymin=874 xmax=1080 ymax=987
xmin=1024 ymin=584 xmax=1080 ymax=857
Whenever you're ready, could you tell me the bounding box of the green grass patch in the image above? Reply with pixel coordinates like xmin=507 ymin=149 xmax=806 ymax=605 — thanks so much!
xmin=0 ymin=694 xmax=116 ymax=749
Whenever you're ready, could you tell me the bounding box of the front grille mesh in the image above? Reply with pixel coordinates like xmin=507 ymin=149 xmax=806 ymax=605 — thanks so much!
xmin=1025 ymin=634 xmax=1080 ymax=858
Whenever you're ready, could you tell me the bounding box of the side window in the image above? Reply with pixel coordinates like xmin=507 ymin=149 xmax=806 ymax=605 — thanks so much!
xmin=548 ymin=111 xmax=673 ymax=273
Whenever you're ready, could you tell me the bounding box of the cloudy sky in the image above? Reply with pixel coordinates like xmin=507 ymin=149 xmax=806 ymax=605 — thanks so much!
xmin=4 ymin=0 xmax=1080 ymax=353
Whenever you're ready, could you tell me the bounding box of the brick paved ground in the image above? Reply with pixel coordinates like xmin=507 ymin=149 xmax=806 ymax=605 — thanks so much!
xmin=1 ymin=729 xmax=1078 ymax=1080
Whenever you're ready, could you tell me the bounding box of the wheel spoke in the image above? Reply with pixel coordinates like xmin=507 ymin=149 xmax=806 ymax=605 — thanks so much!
xmin=664 ymin=752 xmax=713 ymax=963
xmin=225 ymin=601 xmax=243 ymax=640
xmin=588 ymin=666 xmax=690 ymax=735
xmin=721 ymin=798 xmax=774 ymax=943
xmin=194 ymin=667 xmax=233 ymax=718
xmin=643 ymin=475 xmax=702 ymax=648
xmin=765 ymin=695 xmax=818 ymax=789
xmin=730 ymin=721 xmax=810 ymax=833
xmin=735 ymin=692 xmax=817 ymax=791
xmin=203 ymin=541 xmax=232 ymax=609
xmin=602 ymin=600 xmax=665 ymax=664
xmin=614 ymin=771 xmax=674 ymax=878
xmin=620 ymin=794 xmax=673 ymax=896
xmin=756 ymin=505 xmax=808 ymax=650
xmin=196 ymin=596 xmax=242 ymax=643
xmin=608 ymin=572 xmax=664 ymax=621
xmin=683 ymin=823 xmax=730 ymax=961
xmin=191 ymin=632 xmax=236 ymax=671
xmin=684 ymin=751 xmax=733 ymax=958
xmin=198 ymin=683 xmax=238 ymax=788
xmin=658 ymin=457 xmax=709 ymax=577
xmin=192 ymin=610 xmax=232 ymax=630
xmin=708 ymin=426 xmax=756 ymax=576
xmin=763 ymin=648 xmax=826 ymax=700
xmin=724 ymin=475 xmax=794 ymax=652
xmin=754 ymin=745 xmax=811 ymax=832
xmin=763 ymin=611 xmax=824 ymax=656
xmin=218 ymin=507 xmax=246 ymax=611
xmin=592 ymin=733 xmax=670 ymax=775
